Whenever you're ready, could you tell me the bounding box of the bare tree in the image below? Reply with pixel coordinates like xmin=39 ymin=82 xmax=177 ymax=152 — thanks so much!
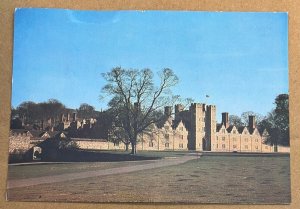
xmin=77 ymin=103 xmax=96 ymax=119
xmin=101 ymin=67 xmax=180 ymax=154
xmin=241 ymin=111 xmax=263 ymax=126
xmin=229 ymin=115 xmax=243 ymax=127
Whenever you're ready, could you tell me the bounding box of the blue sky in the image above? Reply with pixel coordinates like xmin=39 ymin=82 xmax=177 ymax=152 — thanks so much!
xmin=12 ymin=9 xmax=288 ymax=121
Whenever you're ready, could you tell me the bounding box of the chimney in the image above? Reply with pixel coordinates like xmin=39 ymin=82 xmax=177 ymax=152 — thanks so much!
xmin=175 ymin=104 xmax=184 ymax=114
xmin=222 ymin=112 xmax=229 ymax=128
xmin=72 ymin=112 xmax=77 ymax=122
xmin=60 ymin=113 xmax=64 ymax=122
xmin=67 ymin=113 xmax=70 ymax=121
xmin=134 ymin=102 xmax=140 ymax=112
xmin=164 ymin=106 xmax=172 ymax=117
xmin=249 ymin=115 xmax=256 ymax=130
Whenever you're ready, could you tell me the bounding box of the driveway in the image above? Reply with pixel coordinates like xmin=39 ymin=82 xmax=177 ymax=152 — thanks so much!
xmin=7 ymin=154 xmax=200 ymax=189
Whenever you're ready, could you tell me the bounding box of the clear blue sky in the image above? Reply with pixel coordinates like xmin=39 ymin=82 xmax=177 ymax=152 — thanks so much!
xmin=12 ymin=9 xmax=288 ymax=121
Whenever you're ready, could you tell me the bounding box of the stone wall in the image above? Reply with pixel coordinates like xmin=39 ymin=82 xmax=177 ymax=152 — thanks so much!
xmin=73 ymin=138 xmax=125 ymax=150
xmin=8 ymin=135 xmax=32 ymax=154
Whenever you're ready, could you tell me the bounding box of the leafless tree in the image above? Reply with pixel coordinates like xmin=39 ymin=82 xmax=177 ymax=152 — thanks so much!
xmin=101 ymin=67 xmax=181 ymax=154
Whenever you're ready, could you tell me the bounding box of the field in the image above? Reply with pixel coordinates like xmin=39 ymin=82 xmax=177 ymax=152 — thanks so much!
xmin=6 ymin=153 xmax=290 ymax=204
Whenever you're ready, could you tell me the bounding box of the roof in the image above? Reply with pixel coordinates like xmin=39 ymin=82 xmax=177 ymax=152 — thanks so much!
xmin=10 ymin=129 xmax=31 ymax=136
xmin=173 ymin=119 xmax=189 ymax=131
xmin=226 ymin=125 xmax=235 ymax=133
xmin=71 ymin=138 xmax=108 ymax=142
xmin=216 ymin=123 xmax=222 ymax=132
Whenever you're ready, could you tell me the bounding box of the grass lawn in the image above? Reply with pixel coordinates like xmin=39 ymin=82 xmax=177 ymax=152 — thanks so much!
xmin=7 ymin=160 xmax=154 ymax=180
xmin=6 ymin=154 xmax=290 ymax=204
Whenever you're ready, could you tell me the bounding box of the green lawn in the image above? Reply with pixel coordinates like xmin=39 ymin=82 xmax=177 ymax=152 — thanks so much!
xmin=7 ymin=160 xmax=153 ymax=180
xmin=7 ymin=155 xmax=290 ymax=204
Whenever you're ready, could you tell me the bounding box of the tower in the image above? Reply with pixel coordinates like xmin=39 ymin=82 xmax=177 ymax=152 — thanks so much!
xmin=189 ymin=103 xmax=206 ymax=151
xmin=205 ymin=105 xmax=217 ymax=151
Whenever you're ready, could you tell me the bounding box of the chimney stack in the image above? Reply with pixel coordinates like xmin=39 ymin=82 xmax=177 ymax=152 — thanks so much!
xmin=175 ymin=104 xmax=184 ymax=114
xmin=72 ymin=112 xmax=77 ymax=122
xmin=222 ymin=112 xmax=229 ymax=128
xmin=249 ymin=115 xmax=256 ymax=130
xmin=164 ymin=106 xmax=172 ymax=117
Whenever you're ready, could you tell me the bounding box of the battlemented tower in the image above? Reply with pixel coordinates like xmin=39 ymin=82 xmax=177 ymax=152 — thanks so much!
xmin=189 ymin=103 xmax=206 ymax=150
xmin=205 ymin=105 xmax=217 ymax=151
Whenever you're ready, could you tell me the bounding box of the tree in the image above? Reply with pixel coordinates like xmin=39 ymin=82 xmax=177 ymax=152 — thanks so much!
xmin=109 ymin=123 xmax=131 ymax=151
xmin=40 ymin=99 xmax=65 ymax=122
xmin=241 ymin=111 xmax=263 ymax=126
xmin=77 ymin=103 xmax=96 ymax=119
xmin=273 ymin=94 xmax=289 ymax=146
xmin=258 ymin=94 xmax=289 ymax=146
xmin=229 ymin=115 xmax=243 ymax=127
xmin=16 ymin=101 xmax=42 ymax=124
xmin=101 ymin=67 xmax=180 ymax=154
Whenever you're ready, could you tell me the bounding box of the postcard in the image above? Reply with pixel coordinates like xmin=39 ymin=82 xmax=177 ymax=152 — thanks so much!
xmin=7 ymin=9 xmax=290 ymax=203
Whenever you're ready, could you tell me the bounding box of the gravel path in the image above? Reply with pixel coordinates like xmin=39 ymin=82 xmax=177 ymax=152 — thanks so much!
xmin=7 ymin=154 xmax=200 ymax=189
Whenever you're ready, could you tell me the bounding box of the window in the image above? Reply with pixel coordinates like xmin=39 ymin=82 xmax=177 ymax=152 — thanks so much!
xmin=179 ymin=143 xmax=183 ymax=148
xmin=255 ymin=138 xmax=258 ymax=142
xmin=181 ymin=135 xmax=184 ymax=139
xmin=179 ymin=127 xmax=183 ymax=131
xmin=216 ymin=144 xmax=218 ymax=148
xmin=245 ymin=145 xmax=248 ymax=149
xmin=165 ymin=134 xmax=169 ymax=139
xmin=114 ymin=142 xmax=119 ymax=146
xmin=222 ymin=129 xmax=225 ymax=133
xmin=222 ymin=144 xmax=226 ymax=148
xmin=165 ymin=143 xmax=169 ymax=148
xmin=149 ymin=142 xmax=154 ymax=147
xmin=222 ymin=137 xmax=225 ymax=141
xmin=216 ymin=136 xmax=218 ymax=140
xmin=233 ymin=130 xmax=236 ymax=134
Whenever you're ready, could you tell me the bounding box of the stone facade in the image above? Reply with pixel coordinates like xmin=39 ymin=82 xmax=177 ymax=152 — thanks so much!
xmin=136 ymin=120 xmax=189 ymax=151
xmin=137 ymin=103 xmax=289 ymax=153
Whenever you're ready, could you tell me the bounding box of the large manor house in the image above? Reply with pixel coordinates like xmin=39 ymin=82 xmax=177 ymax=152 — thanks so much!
xmin=9 ymin=102 xmax=289 ymax=159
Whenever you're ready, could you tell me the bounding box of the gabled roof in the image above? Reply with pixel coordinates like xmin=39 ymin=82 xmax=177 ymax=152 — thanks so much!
xmin=238 ymin=126 xmax=251 ymax=134
xmin=29 ymin=130 xmax=49 ymax=138
xmin=173 ymin=120 xmax=188 ymax=131
xmin=216 ymin=123 xmax=222 ymax=132
xmin=226 ymin=125 xmax=235 ymax=133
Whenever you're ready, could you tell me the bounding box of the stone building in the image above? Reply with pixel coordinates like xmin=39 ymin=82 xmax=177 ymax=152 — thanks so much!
xmin=138 ymin=102 xmax=289 ymax=153
xmin=9 ymin=102 xmax=289 ymax=157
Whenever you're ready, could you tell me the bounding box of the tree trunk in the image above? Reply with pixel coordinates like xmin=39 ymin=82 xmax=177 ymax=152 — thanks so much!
xmin=125 ymin=143 xmax=129 ymax=151
xmin=130 ymin=142 xmax=137 ymax=154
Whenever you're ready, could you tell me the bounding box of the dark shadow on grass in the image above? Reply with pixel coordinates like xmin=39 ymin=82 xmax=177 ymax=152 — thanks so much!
xmin=41 ymin=149 xmax=162 ymax=162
